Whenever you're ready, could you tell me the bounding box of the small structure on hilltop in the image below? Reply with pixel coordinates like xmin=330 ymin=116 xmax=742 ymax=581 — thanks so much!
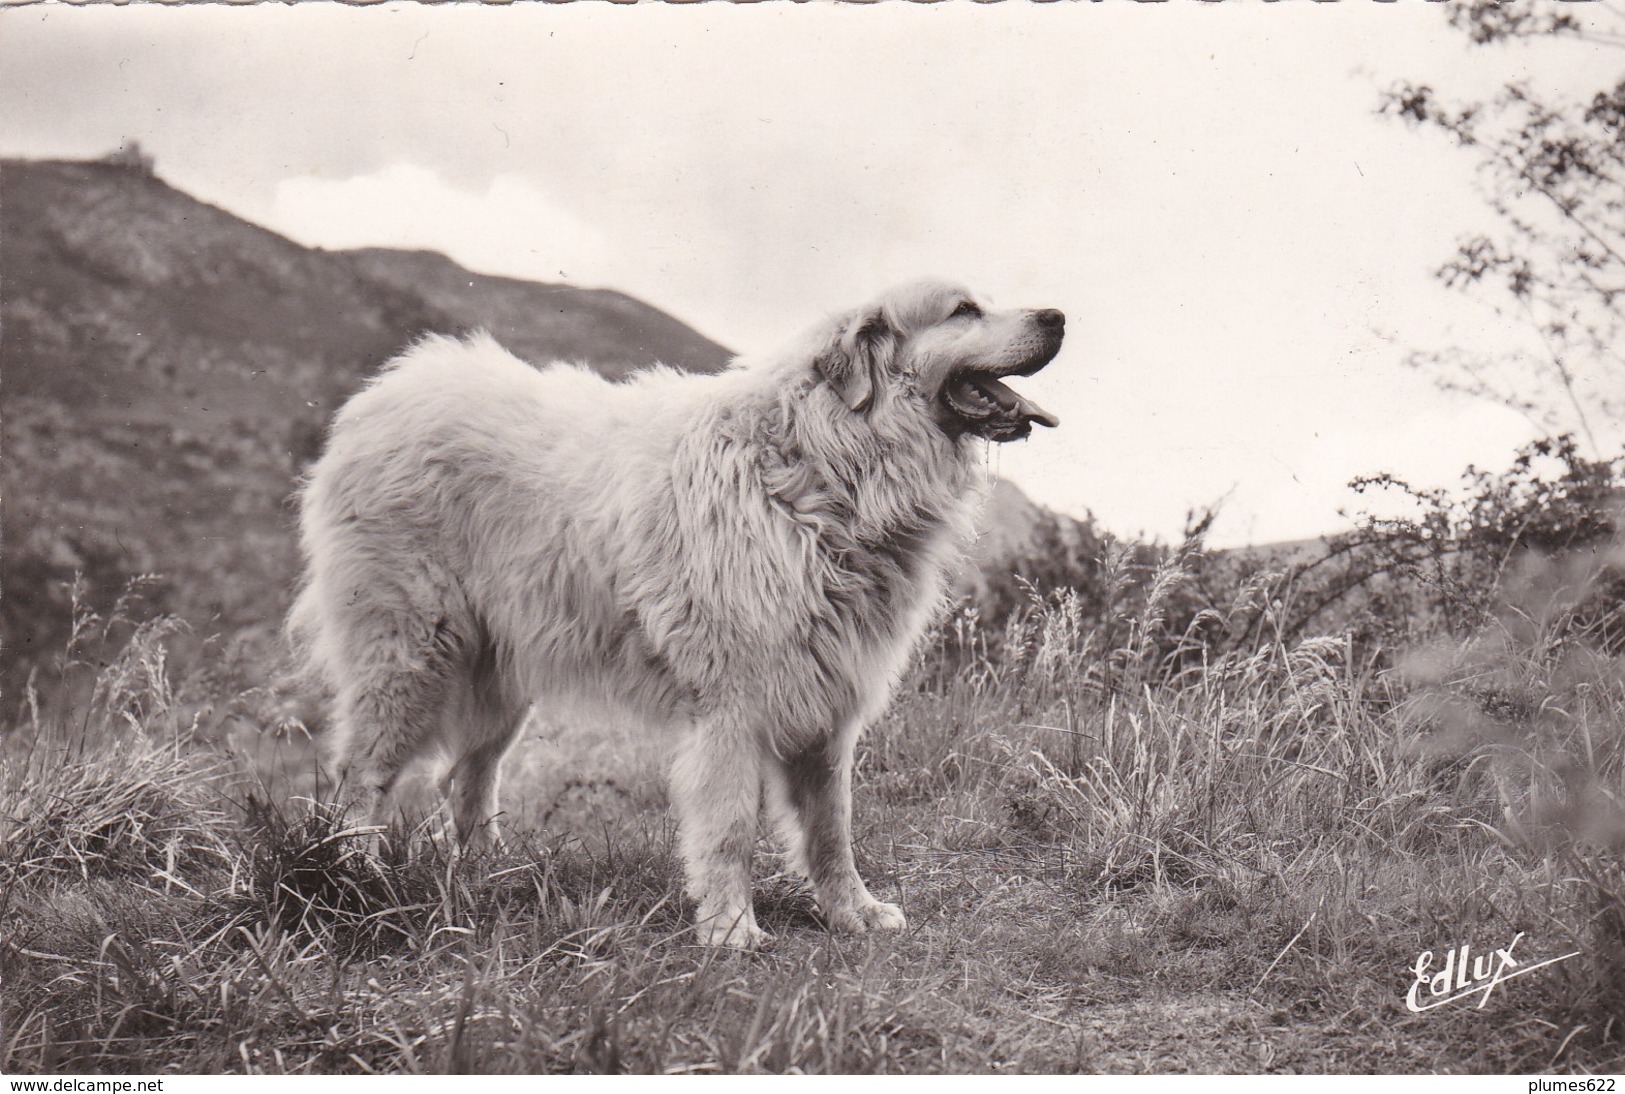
xmin=102 ymin=139 xmax=156 ymax=176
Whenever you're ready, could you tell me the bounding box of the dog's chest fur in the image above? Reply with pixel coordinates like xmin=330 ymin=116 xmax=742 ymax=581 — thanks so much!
xmin=745 ymin=428 xmax=978 ymax=720
xmin=589 ymin=364 xmax=985 ymax=737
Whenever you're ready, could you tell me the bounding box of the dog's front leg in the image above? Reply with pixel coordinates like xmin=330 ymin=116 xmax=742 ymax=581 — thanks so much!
xmin=669 ymin=718 xmax=766 ymax=948
xmin=776 ymin=732 xmax=905 ymax=935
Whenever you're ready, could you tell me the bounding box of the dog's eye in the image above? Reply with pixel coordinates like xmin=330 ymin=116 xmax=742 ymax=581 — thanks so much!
xmin=950 ymin=301 xmax=982 ymax=320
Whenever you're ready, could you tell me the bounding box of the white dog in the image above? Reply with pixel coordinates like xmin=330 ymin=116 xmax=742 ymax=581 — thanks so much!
xmin=289 ymin=279 xmax=1064 ymax=947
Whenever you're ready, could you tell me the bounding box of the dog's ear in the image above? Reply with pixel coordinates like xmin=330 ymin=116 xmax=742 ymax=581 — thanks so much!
xmin=814 ymin=309 xmax=897 ymax=413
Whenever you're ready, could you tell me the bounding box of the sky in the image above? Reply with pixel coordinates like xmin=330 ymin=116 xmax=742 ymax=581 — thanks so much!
xmin=3 ymin=2 xmax=1619 ymax=547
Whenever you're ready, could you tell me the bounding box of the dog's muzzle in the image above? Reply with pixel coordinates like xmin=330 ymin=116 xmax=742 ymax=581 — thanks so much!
xmin=942 ymin=309 xmax=1064 ymax=442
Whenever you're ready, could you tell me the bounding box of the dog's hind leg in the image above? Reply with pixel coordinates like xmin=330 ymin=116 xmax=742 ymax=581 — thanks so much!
xmin=669 ymin=718 xmax=766 ymax=948
xmin=440 ymin=735 xmax=519 ymax=851
xmin=326 ymin=616 xmax=465 ymax=846
xmin=439 ymin=680 xmax=528 ymax=852
xmin=771 ymin=731 xmax=905 ymax=935
xmin=328 ymin=683 xmax=448 ymax=847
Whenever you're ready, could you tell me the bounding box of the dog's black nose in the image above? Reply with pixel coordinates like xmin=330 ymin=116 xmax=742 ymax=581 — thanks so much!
xmin=1034 ymin=308 xmax=1065 ymax=329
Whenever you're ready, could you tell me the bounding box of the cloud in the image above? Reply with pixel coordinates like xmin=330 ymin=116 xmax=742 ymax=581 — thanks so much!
xmin=268 ymin=164 xmax=611 ymax=287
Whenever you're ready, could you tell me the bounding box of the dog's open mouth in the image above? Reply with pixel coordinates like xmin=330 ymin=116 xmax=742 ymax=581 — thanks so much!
xmin=943 ymin=365 xmax=1060 ymax=443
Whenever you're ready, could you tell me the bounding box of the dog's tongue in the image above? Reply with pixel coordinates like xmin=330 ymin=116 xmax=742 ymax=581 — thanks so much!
xmin=976 ymin=376 xmax=1060 ymax=429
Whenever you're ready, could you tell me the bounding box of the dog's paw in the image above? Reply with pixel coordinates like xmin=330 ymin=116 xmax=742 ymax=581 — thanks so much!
xmin=696 ymin=912 xmax=769 ymax=950
xmin=858 ymin=899 xmax=907 ymax=932
xmin=824 ymin=898 xmax=907 ymax=934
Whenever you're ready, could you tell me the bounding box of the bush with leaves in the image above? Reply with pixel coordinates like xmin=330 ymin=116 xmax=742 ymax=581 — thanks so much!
xmin=1286 ymin=435 xmax=1624 ymax=651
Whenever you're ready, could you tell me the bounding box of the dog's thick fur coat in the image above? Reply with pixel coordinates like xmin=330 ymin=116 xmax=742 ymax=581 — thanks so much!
xmin=291 ymin=279 xmax=1063 ymax=946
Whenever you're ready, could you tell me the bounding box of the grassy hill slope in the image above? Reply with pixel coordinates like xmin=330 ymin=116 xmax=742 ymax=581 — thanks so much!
xmin=346 ymin=248 xmax=730 ymax=381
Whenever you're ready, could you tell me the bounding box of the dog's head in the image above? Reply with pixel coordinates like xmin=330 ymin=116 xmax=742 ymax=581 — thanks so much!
xmin=813 ymin=279 xmax=1065 ymax=443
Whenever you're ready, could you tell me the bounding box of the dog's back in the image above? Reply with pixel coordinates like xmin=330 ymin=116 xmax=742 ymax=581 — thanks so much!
xmin=293 ymin=335 xmax=704 ymax=732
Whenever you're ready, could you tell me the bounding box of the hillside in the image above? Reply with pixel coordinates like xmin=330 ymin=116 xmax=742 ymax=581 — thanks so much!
xmin=346 ymin=249 xmax=730 ymax=381
xmin=0 ymin=157 xmax=735 ymax=701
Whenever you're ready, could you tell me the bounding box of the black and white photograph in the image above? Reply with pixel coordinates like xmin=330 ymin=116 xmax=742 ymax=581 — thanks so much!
xmin=1 ymin=0 xmax=1622 ymax=1077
